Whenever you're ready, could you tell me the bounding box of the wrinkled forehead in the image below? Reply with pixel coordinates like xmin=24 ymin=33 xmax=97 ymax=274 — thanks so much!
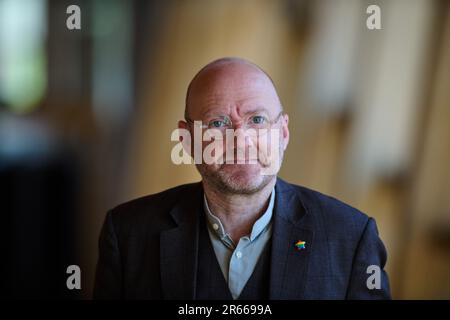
xmin=186 ymin=63 xmax=281 ymax=118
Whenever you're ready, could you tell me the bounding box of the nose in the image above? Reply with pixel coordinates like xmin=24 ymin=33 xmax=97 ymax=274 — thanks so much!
xmin=233 ymin=127 xmax=257 ymax=146
xmin=225 ymin=127 xmax=257 ymax=163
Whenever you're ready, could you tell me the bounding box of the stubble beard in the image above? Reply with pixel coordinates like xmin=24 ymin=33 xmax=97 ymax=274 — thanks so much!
xmin=197 ymin=150 xmax=284 ymax=196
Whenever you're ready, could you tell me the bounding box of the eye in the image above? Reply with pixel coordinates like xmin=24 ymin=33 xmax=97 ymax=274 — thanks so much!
xmin=209 ymin=119 xmax=229 ymax=128
xmin=250 ymin=115 xmax=267 ymax=125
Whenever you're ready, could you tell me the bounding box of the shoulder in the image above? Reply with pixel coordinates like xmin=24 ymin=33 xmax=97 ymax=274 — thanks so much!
xmin=106 ymin=182 xmax=201 ymax=235
xmin=278 ymin=178 xmax=371 ymax=237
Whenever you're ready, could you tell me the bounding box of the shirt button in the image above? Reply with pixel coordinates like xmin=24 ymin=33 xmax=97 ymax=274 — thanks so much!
xmin=236 ymin=251 xmax=242 ymax=259
xmin=212 ymin=223 xmax=219 ymax=230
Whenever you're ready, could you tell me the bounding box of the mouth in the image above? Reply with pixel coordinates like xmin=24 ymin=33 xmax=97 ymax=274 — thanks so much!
xmin=236 ymin=157 xmax=259 ymax=163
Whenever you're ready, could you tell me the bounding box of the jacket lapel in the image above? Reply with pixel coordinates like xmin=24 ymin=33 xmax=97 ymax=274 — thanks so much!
xmin=160 ymin=183 xmax=203 ymax=299
xmin=270 ymin=178 xmax=314 ymax=299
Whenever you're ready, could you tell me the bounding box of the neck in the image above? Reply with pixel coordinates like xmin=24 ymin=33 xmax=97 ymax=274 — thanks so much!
xmin=202 ymin=178 xmax=276 ymax=243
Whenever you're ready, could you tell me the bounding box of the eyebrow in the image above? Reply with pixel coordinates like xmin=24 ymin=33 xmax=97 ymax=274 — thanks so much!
xmin=242 ymin=107 xmax=270 ymax=115
xmin=203 ymin=106 xmax=271 ymax=119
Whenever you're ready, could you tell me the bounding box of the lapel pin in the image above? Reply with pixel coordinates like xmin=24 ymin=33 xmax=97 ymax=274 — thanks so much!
xmin=294 ymin=240 xmax=306 ymax=251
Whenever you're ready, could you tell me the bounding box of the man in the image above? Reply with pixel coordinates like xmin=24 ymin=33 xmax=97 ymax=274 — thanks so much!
xmin=94 ymin=57 xmax=391 ymax=299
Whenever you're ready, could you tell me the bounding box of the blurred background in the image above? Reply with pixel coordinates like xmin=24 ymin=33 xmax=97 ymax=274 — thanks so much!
xmin=1 ymin=0 xmax=449 ymax=299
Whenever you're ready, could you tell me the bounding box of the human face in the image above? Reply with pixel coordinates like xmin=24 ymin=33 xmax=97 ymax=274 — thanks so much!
xmin=180 ymin=62 xmax=289 ymax=194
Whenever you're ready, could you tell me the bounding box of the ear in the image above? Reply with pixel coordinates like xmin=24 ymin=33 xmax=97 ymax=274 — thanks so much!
xmin=178 ymin=120 xmax=188 ymax=132
xmin=281 ymin=114 xmax=289 ymax=151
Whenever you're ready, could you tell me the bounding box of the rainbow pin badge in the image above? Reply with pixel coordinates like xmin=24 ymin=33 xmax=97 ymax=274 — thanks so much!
xmin=294 ymin=240 xmax=306 ymax=251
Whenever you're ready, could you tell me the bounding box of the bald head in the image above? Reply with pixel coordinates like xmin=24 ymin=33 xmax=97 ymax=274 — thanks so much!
xmin=184 ymin=57 xmax=282 ymax=120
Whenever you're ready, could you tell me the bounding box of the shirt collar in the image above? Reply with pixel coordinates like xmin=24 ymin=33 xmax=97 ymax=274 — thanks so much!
xmin=203 ymin=188 xmax=275 ymax=243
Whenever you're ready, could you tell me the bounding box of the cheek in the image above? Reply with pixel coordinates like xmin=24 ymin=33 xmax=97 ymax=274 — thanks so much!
xmin=280 ymin=131 xmax=285 ymax=150
xmin=201 ymin=137 xmax=226 ymax=162
xmin=257 ymin=130 xmax=279 ymax=154
xmin=256 ymin=135 xmax=267 ymax=154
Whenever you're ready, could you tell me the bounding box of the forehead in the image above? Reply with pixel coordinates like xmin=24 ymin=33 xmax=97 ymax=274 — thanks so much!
xmin=187 ymin=64 xmax=280 ymax=117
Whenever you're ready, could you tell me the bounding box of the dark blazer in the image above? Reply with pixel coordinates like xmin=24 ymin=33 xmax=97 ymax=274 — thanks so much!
xmin=94 ymin=178 xmax=391 ymax=299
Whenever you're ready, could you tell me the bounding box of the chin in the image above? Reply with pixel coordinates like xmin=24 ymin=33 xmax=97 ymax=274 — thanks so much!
xmin=198 ymin=162 xmax=275 ymax=195
xmin=219 ymin=164 xmax=270 ymax=194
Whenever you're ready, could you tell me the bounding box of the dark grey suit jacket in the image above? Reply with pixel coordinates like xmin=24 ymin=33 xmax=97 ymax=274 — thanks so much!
xmin=93 ymin=178 xmax=391 ymax=299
